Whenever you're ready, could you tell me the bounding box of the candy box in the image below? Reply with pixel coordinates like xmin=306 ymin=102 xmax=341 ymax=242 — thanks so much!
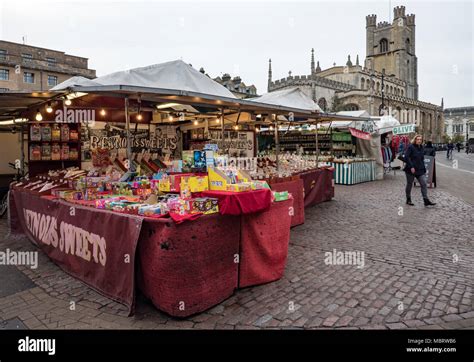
xmin=250 ymin=180 xmax=270 ymax=190
xmin=192 ymin=197 xmax=219 ymax=215
xmin=181 ymin=175 xmax=209 ymax=193
xmin=51 ymin=188 xmax=73 ymax=198
xmin=273 ymin=191 xmax=289 ymax=202
xmin=226 ymin=183 xmax=251 ymax=192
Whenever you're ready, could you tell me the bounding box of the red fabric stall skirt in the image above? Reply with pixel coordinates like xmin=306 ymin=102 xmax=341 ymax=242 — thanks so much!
xmin=269 ymin=179 xmax=304 ymax=227
xmin=239 ymin=198 xmax=294 ymax=288
xmin=137 ymin=214 xmax=240 ymax=317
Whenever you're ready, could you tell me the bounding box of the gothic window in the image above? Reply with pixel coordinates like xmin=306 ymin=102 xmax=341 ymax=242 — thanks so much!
xmin=376 ymin=82 xmax=380 ymax=92
xmin=361 ymin=78 xmax=365 ymax=90
xmin=379 ymin=38 xmax=389 ymax=53
xmin=371 ymin=80 xmax=375 ymax=89
xmin=401 ymin=89 xmax=404 ymax=96
xmin=344 ymin=103 xmax=359 ymax=111
xmin=390 ymin=86 xmax=393 ymax=94
xmin=406 ymin=38 xmax=410 ymax=52
xmin=318 ymin=97 xmax=327 ymax=111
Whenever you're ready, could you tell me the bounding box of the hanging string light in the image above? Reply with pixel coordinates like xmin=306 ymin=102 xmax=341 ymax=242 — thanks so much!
xmin=64 ymin=97 xmax=72 ymax=106
xmin=35 ymin=109 xmax=43 ymax=121
xmin=46 ymin=102 xmax=53 ymax=113
xmin=100 ymin=109 xmax=106 ymax=116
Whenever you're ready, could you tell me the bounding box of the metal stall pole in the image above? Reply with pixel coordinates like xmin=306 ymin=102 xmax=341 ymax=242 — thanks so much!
xmin=315 ymin=120 xmax=320 ymax=167
xmin=124 ymin=97 xmax=135 ymax=173
xmin=274 ymin=114 xmax=280 ymax=173
xmin=220 ymin=108 xmax=225 ymax=148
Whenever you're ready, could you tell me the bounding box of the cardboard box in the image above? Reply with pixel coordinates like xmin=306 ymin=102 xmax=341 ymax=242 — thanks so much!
xmin=226 ymin=183 xmax=252 ymax=192
xmin=192 ymin=198 xmax=219 ymax=215
xmin=181 ymin=176 xmax=209 ymax=193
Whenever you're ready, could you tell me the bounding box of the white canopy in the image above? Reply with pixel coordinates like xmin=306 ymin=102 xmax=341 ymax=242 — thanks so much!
xmin=92 ymin=60 xmax=236 ymax=99
xmin=51 ymin=76 xmax=100 ymax=90
xmin=248 ymin=87 xmax=322 ymax=113
xmin=372 ymin=115 xmax=401 ymax=134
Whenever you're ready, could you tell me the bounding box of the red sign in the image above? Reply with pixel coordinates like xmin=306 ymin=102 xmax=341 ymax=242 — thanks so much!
xmin=9 ymin=190 xmax=143 ymax=315
xmin=349 ymin=127 xmax=371 ymax=140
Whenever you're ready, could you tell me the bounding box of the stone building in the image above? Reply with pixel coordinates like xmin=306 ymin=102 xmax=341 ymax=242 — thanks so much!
xmin=267 ymin=6 xmax=444 ymax=142
xmin=444 ymin=107 xmax=474 ymax=143
xmin=0 ymin=40 xmax=96 ymax=92
xmin=213 ymin=73 xmax=257 ymax=99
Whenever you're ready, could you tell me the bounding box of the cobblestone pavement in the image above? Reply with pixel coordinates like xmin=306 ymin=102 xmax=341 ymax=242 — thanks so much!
xmin=0 ymin=171 xmax=473 ymax=330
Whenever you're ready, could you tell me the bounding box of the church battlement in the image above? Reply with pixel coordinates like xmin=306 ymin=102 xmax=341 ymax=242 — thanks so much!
xmin=269 ymin=74 xmax=355 ymax=92
xmin=377 ymin=21 xmax=390 ymax=28
xmin=406 ymin=14 xmax=415 ymax=26
xmin=366 ymin=14 xmax=376 ymax=27
xmin=393 ymin=5 xmax=406 ymax=19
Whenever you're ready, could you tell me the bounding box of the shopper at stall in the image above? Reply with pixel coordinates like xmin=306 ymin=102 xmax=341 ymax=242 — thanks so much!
xmin=404 ymin=135 xmax=436 ymax=206
xmin=423 ymin=141 xmax=436 ymax=157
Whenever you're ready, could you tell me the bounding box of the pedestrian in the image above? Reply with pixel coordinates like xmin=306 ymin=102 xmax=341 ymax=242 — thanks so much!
xmin=424 ymin=141 xmax=436 ymax=157
xmin=447 ymin=141 xmax=454 ymax=159
xmin=456 ymin=142 xmax=461 ymax=152
xmin=466 ymin=142 xmax=470 ymax=154
xmin=404 ymin=134 xmax=436 ymax=206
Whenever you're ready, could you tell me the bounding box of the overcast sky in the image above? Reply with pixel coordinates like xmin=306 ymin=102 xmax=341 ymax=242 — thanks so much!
xmin=1 ymin=0 xmax=472 ymax=108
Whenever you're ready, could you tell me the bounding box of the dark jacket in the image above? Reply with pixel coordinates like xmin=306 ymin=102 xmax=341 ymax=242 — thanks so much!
xmin=404 ymin=144 xmax=426 ymax=176
xmin=424 ymin=146 xmax=436 ymax=157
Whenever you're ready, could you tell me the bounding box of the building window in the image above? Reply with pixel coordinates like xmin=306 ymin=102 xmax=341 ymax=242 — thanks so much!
xmin=22 ymin=53 xmax=33 ymax=62
xmin=47 ymin=75 xmax=58 ymax=87
xmin=0 ymin=49 xmax=7 ymax=60
xmin=379 ymin=38 xmax=389 ymax=53
xmin=46 ymin=57 xmax=56 ymax=67
xmin=406 ymin=38 xmax=410 ymax=52
xmin=0 ymin=69 xmax=9 ymax=81
xmin=23 ymin=72 xmax=35 ymax=84
xmin=361 ymin=78 xmax=365 ymax=89
xmin=318 ymin=98 xmax=328 ymax=111
xmin=469 ymin=124 xmax=474 ymax=132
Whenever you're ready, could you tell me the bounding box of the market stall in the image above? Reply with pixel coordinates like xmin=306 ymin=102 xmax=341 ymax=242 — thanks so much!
xmin=3 ymin=60 xmax=319 ymax=317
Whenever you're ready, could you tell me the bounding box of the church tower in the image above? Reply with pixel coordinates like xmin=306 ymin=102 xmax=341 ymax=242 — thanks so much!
xmin=365 ymin=6 xmax=418 ymax=100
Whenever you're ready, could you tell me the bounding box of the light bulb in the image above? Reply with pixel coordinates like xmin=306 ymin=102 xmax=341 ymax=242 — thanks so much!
xmin=46 ymin=102 xmax=53 ymax=113
xmin=168 ymin=116 xmax=173 ymax=121
xmin=64 ymin=98 xmax=72 ymax=106
xmin=35 ymin=110 xmax=43 ymax=121
xmin=255 ymin=127 xmax=260 ymax=133
xmin=215 ymin=118 xmax=220 ymax=124
xmin=269 ymin=126 xmax=274 ymax=131
xmin=193 ymin=120 xmax=198 ymax=126
xmin=100 ymin=109 xmax=106 ymax=116
xmin=137 ymin=113 xmax=143 ymax=121
xmin=234 ymin=125 xmax=239 ymax=130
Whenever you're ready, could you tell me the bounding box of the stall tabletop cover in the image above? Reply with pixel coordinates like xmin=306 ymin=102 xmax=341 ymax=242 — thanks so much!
xmin=201 ymin=189 xmax=272 ymax=215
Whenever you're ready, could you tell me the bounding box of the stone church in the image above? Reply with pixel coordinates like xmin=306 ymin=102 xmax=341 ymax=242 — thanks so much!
xmin=267 ymin=6 xmax=444 ymax=142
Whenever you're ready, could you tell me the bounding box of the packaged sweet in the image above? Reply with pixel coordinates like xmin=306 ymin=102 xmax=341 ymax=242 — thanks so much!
xmin=41 ymin=125 xmax=52 ymax=142
xmin=61 ymin=144 xmax=70 ymax=160
xmin=69 ymin=148 xmax=79 ymax=160
xmin=60 ymin=124 xmax=70 ymax=141
xmin=226 ymin=183 xmax=251 ymax=192
xmin=41 ymin=143 xmax=51 ymax=160
xmin=30 ymin=124 xmax=42 ymax=141
xmin=70 ymin=129 xmax=79 ymax=141
xmin=29 ymin=144 xmax=42 ymax=161
xmin=273 ymin=191 xmax=289 ymax=202
xmin=51 ymin=143 xmax=61 ymax=160
xmin=192 ymin=197 xmax=219 ymax=215
xmin=51 ymin=124 xmax=61 ymax=141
